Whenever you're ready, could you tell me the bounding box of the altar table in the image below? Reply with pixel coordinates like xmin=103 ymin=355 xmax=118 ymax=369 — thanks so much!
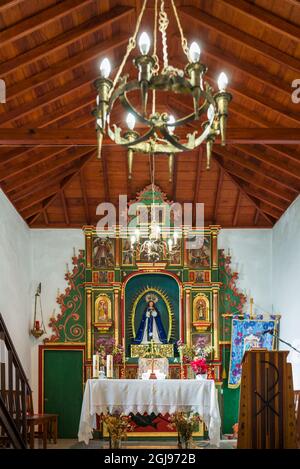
xmin=78 ymin=379 xmax=221 ymax=447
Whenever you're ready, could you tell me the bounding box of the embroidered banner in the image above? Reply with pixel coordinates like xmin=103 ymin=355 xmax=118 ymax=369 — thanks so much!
xmin=228 ymin=319 xmax=276 ymax=388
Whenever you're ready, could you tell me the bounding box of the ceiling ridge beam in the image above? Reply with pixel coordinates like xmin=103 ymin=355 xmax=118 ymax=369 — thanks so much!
xmin=6 ymin=34 xmax=129 ymax=102
xmin=0 ymin=0 xmax=92 ymax=48
xmin=218 ymin=0 xmax=300 ymax=42
xmin=0 ymin=6 xmax=133 ymax=78
xmin=179 ymin=6 xmax=300 ymax=73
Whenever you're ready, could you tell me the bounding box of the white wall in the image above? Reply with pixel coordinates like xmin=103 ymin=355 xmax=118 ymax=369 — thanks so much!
xmin=272 ymin=195 xmax=300 ymax=389
xmin=218 ymin=229 xmax=273 ymax=314
xmin=30 ymin=229 xmax=84 ymax=407
xmin=0 ymin=189 xmax=32 ymax=376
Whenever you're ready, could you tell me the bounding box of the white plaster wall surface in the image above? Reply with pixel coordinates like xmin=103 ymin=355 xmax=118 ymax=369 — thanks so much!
xmin=218 ymin=229 xmax=273 ymax=315
xmin=30 ymin=229 xmax=84 ymax=408
xmin=0 ymin=189 xmax=32 ymax=376
xmin=272 ymin=195 xmax=300 ymax=389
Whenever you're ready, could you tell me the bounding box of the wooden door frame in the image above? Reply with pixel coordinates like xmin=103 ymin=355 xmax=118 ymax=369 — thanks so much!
xmin=38 ymin=344 xmax=85 ymax=414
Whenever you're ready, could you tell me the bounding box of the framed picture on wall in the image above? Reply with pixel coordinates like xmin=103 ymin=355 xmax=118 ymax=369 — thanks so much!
xmin=191 ymin=333 xmax=213 ymax=359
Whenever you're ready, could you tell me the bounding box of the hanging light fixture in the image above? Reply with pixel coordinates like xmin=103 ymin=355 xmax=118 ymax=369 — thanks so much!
xmin=93 ymin=0 xmax=232 ymax=173
xmin=129 ymin=154 xmax=181 ymax=263
xmin=30 ymin=283 xmax=46 ymax=339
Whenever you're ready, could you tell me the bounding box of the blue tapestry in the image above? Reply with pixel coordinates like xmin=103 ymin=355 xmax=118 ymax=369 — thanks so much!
xmin=228 ymin=319 xmax=276 ymax=388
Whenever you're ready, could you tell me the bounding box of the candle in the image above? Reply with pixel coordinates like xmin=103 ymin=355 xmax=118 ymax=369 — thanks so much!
xmin=73 ymin=247 xmax=76 ymax=257
xmin=66 ymin=263 xmax=69 ymax=273
xmin=106 ymin=354 xmax=113 ymax=379
xmin=35 ymin=320 xmax=40 ymax=331
xmin=93 ymin=354 xmax=99 ymax=378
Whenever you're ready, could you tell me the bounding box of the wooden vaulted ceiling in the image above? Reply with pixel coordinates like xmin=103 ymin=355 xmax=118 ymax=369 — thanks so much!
xmin=0 ymin=0 xmax=299 ymax=229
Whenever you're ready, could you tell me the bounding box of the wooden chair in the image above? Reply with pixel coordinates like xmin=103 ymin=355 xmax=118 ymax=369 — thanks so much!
xmin=26 ymin=392 xmax=58 ymax=449
xmin=295 ymin=390 xmax=300 ymax=448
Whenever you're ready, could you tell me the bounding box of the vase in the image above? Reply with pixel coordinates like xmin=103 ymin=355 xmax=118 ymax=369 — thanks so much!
xmin=111 ymin=438 xmax=121 ymax=449
xmin=196 ymin=373 xmax=207 ymax=380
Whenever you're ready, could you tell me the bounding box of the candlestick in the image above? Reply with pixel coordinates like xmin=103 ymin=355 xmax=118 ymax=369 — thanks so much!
xmin=73 ymin=247 xmax=76 ymax=257
xmin=57 ymin=288 xmax=60 ymax=297
xmin=66 ymin=263 xmax=69 ymax=273
xmin=92 ymin=354 xmax=99 ymax=378
xmin=106 ymin=354 xmax=113 ymax=379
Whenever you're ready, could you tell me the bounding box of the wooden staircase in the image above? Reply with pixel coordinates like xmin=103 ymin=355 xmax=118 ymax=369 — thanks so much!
xmin=0 ymin=313 xmax=30 ymax=448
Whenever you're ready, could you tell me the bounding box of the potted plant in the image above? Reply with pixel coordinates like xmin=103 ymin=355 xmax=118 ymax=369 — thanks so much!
xmin=190 ymin=357 xmax=208 ymax=379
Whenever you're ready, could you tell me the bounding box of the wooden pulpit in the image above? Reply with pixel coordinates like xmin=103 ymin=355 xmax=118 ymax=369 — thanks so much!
xmin=237 ymin=350 xmax=297 ymax=448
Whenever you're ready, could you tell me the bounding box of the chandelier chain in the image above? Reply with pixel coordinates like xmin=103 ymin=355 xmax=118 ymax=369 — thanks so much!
xmin=159 ymin=0 xmax=184 ymax=76
xmin=110 ymin=0 xmax=149 ymax=97
xmin=152 ymin=0 xmax=159 ymax=115
xmin=170 ymin=0 xmax=189 ymax=59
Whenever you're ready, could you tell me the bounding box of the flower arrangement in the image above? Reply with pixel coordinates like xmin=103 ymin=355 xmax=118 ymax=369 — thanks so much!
xmin=168 ymin=412 xmax=201 ymax=448
xmin=190 ymin=357 xmax=208 ymax=375
xmin=96 ymin=337 xmax=124 ymax=365
xmin=102 ymin=414 xmax=133 ymax=448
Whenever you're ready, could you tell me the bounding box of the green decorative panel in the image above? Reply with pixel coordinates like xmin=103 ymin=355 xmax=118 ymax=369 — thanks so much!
xmin=45 ymin=251 xmax=86 ymax=343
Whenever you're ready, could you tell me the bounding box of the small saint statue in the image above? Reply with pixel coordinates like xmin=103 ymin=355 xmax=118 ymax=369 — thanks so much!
xmin=133 ymin=296 xmax=167 ymax=345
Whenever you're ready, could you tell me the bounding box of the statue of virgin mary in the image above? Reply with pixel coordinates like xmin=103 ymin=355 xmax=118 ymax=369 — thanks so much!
xmin=133 ymin=294 xmax=167 ymax=345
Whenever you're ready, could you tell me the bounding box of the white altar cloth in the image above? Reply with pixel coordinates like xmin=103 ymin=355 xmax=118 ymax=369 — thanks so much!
xmin=78 ymin=379 xmax=221 ymax=447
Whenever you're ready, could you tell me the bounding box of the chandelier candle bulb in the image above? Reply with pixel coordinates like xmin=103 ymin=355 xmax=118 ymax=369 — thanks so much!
xmin=189 ymin=41 xmax=201 ymax=63
xmin=126 ymin=113 xmax=136 ymax=130
xmin=139 ymin=32 xmax=151 ymax=55
xmin=99 ymin=58 xmax=111 ymax=79
xmin=217 ymin=72 xmax=228 ymax=92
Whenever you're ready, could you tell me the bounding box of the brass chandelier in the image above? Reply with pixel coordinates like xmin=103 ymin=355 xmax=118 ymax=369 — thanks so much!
xmin=93 ymin=0 xmax=232 ymax=178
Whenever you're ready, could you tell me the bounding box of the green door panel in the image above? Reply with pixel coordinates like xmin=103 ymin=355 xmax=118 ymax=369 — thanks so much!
xmin=44 ymin=350 xmax=83 ymax=438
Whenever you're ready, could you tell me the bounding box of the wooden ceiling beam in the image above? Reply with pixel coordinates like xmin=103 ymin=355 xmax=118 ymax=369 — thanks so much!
xmin=233 ymin=190 xmax=242 ymax=227
xmin=0 ymin=6 xmax=133 ymax=78
xmin=243 ymin=186 xmax=289 ymax=212
xmin=213 ymin=167 xmax=224 ymax=224
xmin=79 ymin=169 xmax=90 ymax=225
xmin=101 ymin=153 xmax=110 ymax=202
xmin=212 ymin=155 xmax=273 ymax=226
xmin=0 ymin=128 xmax=299 ymax=145
xmin=28 ymin=150 xmax=96 ymax=225
xmin=17 ymin=184 xmax=60 ymax=212
xmin=218 ymin=0 xmax=300 ymax=42
xmin=10 ymin=166 xmax=79 ymax=203
xmin=0 ymin=69 xmax=96 ymax=126
xmin=214 ymin=154 xmax=293 ymax=203
xmin=6 ymin=34 xmax=128 ymax=102
xmin=179 ymin=6 xmax=300 ymax=73
xmin=61 ymin=190 xmax=70 ymax=226
xmin=213 ymin=146 xmax=300 ymax=194
xmin=233 ymin=145 xmax=300 ymax=184
xmin=0 ymin=0 xmax=92 ymax=47
xmin=0 ymin=0 xmax=22 ymax=11
xmin=0 ymin=100 xmax=95 ymax=168
xmin=254 ymin=209 xmax=260 ymax=226
xmin=2 ymin=147 xmax=95 ymax=190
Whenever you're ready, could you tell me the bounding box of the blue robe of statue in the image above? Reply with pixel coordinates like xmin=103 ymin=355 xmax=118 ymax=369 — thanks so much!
xmin=133 ymin=304 xmax=167 ymax=344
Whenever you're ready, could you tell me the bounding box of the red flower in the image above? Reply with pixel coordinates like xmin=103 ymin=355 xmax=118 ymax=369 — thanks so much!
xmin=190 ymin=357 xmax=208 ymax=375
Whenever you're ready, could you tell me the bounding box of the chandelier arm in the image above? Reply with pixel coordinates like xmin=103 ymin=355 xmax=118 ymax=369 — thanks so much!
xmin=159 ymin=127 xmax=192 ymax=151
xmin=123 ymin=128 xmax=156 ymax=148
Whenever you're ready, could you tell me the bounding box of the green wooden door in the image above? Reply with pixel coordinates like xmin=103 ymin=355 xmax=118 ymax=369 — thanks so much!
xmin=44 ymin=350 xmax=83 ymax=438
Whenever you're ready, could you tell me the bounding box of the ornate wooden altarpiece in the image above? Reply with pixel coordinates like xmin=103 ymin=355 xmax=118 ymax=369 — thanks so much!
xmin=42 ymin=185 xmax=247 ymax=436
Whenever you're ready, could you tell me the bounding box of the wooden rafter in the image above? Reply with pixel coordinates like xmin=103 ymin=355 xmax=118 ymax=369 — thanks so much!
xmin=212 ymin=154 xmax=274 ymax=225
xmin=61 ymin=190 xmax=70 ymax=226
xmin=0 ymin=128 xmax=299 ymax=145
xmin=213 ymin=168 xmax=224 ymax=224
xmin=27 ymin=150 xmax=96 ymax=225
xmin=0 ymin=0 xmax=92 ymax=47
xmin=233 ymin=190 xmax=242 ymax=227
xmin=6 ymin=34 xmax=128 ymax=102
xmin=219 ymin=0 xmax=300 ymax=42
xmin=79 ymin=169 xmax=90 ymax=225
xmin=254 ymin=209 xmax=260 ymax=226
xmin=0 ymin=6 xmax=133 ymax=78
xmin=0 ymin=0 xmax=22 ymax=11
xmin=214 ymin=155 xmax=293 ymax=203
xmin=101 ymin=153 xmax=110 ymax=202
xmin=179 ymin=6 xmax=300 ymax=73
xmin=213 ymin=146 xmax=300 ymax=194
